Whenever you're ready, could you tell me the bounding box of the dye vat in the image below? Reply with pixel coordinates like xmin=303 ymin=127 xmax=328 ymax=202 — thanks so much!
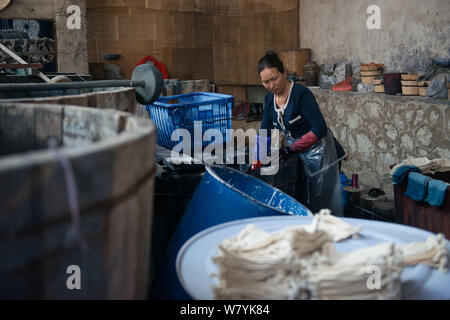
xmin=0 ymin=102 xmax=156 ymax=299
xmin=150 ymin=164 xmax=204 ymax=283
xmin=149 ymin=165 xmax=311 ymax=300
xmin=0 ymin=87 xmax=136 ymax=113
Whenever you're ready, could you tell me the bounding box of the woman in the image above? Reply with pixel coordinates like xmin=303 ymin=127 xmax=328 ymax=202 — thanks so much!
xmin=252 ymin=50 xmax=345 ymax=216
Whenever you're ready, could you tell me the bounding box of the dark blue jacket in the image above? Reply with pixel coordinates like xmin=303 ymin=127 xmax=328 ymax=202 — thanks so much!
xmin=260 ymin=84 xmax=328 ymax=140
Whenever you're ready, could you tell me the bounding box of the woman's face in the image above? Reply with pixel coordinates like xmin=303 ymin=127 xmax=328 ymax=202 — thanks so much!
xmin=260 ymin=67 xmax=287 ymax=95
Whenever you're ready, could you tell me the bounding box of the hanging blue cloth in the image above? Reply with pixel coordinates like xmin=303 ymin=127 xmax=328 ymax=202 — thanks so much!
xmin=425 ymin=179 xmax=448 ymax=207
xmin=391 ymin=165 xmax=422 ymax=185
xmin=404 ymin=172 xmax=431 ymax=202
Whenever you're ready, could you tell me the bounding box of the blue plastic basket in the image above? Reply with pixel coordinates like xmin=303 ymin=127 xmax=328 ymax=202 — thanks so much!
xmin=144 ymin=92 xmax=234 ymax=150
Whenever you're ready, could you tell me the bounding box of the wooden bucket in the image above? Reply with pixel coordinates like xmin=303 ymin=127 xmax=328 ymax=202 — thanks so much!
xmin=402 ymin=86 xmax=419 ymax=96
xmin=360 ymin=70 xmax=381 ymax=77
xmin=0 ymin=102 xmax=156 ymax=299
xmin=361 ymin=76 xmax=375 ymax=84
xmin=401 ymin=73 xmax=420 ymax=81
xmin=373 ymin=79 xmax=383 ymax=85
xmin=401 ymin=80 xmax=418 ymax=86
xmin=374 ymin=84 xmax=385 ymax=93
xmin=180 ymin=80 xmax=196 ymax=94
xmin=360 ymin=63 xmax=383 ymax=71
xmin=194 ymin=79 xmax=211 ymax=92
xmin=419 ymin=87 xmax=428 ymax=97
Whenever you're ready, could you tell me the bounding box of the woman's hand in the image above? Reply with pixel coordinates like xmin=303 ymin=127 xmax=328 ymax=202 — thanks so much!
xmin=251 ymin=135 xmax=271 ymax=170
xmin=251 ymin=160 xmax=262 ymax=170
xmin=279 ymin=146 xmax=295 ymax=163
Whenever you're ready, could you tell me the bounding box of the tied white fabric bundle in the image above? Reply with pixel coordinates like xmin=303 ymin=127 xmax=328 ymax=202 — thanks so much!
xmin=391 ymin=157 xmax=450 ymax=176
xmin=304 ymin=242 xmax=404 ymax=300
xmin=212 ymin=210 xmax=448 ymax=300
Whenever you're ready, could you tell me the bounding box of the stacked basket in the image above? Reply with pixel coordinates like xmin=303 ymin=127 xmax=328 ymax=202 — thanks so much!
xmin=373 ymin=79 xmax=384 ymax=93
xmin=418 ymin=81 xmax=430 ymax=97
xmin=401 ymin=73 xmax=420 ymax=96
xmin=360 ymin=63 xmax=384 ymax=85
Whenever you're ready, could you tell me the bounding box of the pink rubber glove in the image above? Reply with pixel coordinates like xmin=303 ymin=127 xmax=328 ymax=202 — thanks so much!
xmin=289 ymin=131 xmax=319 ymax=152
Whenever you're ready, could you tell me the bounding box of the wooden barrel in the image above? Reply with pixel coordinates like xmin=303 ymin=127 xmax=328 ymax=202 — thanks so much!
xmin=0 ymin=87 xmax=136 ymax=113
xmin=0 ymin=102 xmax=156 ymax=299
xmin=180 ymin=80 xmax=195 ymax=94
xmin=150 ymin=165 xmax=204 ymax=282
xmin=194 ymin=79 xmax=211 ymax=92
xmin=394 ymin=171 xmax=450 ymax=238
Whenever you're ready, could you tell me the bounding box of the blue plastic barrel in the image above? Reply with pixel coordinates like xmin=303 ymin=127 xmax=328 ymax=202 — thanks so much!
xmin=149 ymin=165 xmax=311 ymax=300
xmin=340 ymin=172 xmax=352 ymax=207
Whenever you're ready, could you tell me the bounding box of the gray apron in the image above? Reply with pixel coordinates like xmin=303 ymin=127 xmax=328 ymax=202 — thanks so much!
xmin=282 ymin=127 xmax=344 ymax=217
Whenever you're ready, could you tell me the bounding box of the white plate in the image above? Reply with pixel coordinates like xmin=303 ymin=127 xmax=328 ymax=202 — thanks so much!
xmin=176 ymin=216 xmax=450 ymax=300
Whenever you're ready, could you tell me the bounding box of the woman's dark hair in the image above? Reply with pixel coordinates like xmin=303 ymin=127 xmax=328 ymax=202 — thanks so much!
xmin=258 ymin=50 xmax=285 ymax=74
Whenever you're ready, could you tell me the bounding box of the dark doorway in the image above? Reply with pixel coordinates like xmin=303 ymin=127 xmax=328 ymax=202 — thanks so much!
xmin=0 ymin=18 xmax=56 ymax=73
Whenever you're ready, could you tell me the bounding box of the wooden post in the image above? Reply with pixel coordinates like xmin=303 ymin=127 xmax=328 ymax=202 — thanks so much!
xmin=54 ymin=0 xmax=89 ymax=74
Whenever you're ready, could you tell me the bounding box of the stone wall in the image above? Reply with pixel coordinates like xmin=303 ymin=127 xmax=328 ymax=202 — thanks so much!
xmin=311 ymin=88 xmax=450 ymax=199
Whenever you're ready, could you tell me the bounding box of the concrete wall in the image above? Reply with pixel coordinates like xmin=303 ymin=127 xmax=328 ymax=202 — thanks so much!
xmin=299 ymin=0 xmax=450 ymax=74
xmin=311 ymin=88 xmax=450 ymax=199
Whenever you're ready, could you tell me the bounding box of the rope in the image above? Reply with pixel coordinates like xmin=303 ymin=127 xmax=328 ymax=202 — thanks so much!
xmin=48 ymin=139 xmax=87 ymax=253
xmin=273 ymin=81 xmax=294 ymax=132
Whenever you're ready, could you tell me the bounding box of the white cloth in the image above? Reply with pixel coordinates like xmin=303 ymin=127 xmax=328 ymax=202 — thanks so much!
xmin=391 ymin=157 xmax=450 ymax=176
xmin=212 ymin=210 xmax=448 ymax=300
